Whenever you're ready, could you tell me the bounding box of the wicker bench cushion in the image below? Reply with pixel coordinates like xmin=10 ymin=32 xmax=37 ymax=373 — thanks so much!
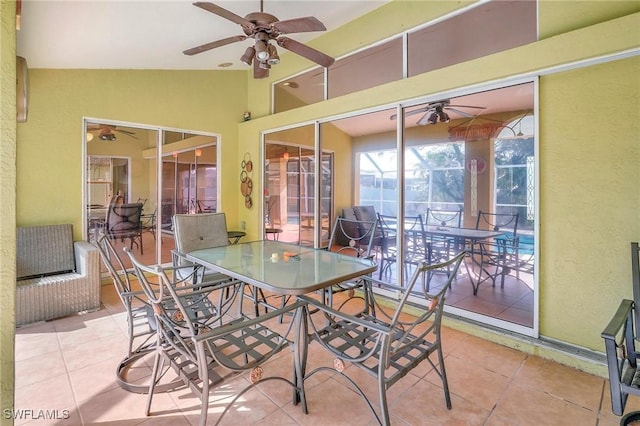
xmin=17 ymin=224 xmax=75 ymax=280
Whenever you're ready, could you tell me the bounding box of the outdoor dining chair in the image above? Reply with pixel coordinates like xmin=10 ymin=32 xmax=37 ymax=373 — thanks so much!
xmin=322 ymin=217 xmax=378 ymax=309
xmin=94 ymin=233 xmax=182 ymax=393
xmin=602 ymin=242 xmax=640 ymax=418
xmin=298 ymin=250 xmax=465 ymax=425
xmin=276 ymin=216 xmax=379 ymax=324
xmin=424 ymin=207 xmax=463 ymax=262
xmin=376 ymin=213 xmax=399 ymax=279
xmin=124 ymin=247 xmax=304 ymax=426
xmin=173 ymin=212 xmax=270 ymax=317
xmin=402 ymin=214 xmax=429 ymax=279
xmin=474 ymin=210 xmax=519 ymax=289
xmin=105 ymin=202 xmax=144 ymax=254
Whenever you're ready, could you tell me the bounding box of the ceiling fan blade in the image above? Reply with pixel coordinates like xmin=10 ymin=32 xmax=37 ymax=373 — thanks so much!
xmin=445 ymin=107 xmax=476 ymax=118
xmin=254 ymin=60 xmax=269 ymax=79
xmin=183 ymin=35 xmax=247 ymax=55
xmin=277 ymin=37 xmax=334 ymax=67
xmin=448 ymin=104 xmax=486 ymax=110
xmin=389 ymin=108 xmax=428 ymax=121
xmin=115 ymin=130 xmax=139 ymax=139
xmin=272 ymin=16 xmax=327 ymax=34
xmin=416 ymin=112 xmax=432 ymax=126
xmin=193 ymin=2 xmax=255 ymax=30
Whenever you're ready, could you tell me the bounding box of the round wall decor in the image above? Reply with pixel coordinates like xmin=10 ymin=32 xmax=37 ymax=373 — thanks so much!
xmin=241 ymin=152 xmax=253 ymax=209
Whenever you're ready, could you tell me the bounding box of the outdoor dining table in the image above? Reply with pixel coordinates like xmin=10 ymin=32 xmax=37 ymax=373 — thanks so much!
xmin=185 ymin=239 xmax=378 ymax=412
xmin=422 ymin=225 xmax=504 ymax=294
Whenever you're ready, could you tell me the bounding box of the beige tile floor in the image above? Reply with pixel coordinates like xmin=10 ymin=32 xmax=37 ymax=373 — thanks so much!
xmin=14 ymin=284 xmax=638 ymax=426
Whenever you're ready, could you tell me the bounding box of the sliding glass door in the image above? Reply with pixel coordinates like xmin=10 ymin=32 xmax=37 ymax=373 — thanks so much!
xmin=262 ymin=80 xmax=537 ymax=336
xmin=264 ymin=126 xmax=333 ymax=247
xmin=84 ymin=120 xmax=219 ymax=269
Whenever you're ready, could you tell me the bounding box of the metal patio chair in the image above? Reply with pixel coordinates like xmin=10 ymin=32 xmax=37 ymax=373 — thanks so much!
xmin=602 ymin=242 xmax=640 ymax=417
xmin=124 ymin=247 xmax=304 ymax=426
xmin=424 ymin=207 xmax=464 ymax=263
xmin=299 ymin=250 xmax=465 ymax=425
xmin=474 ymin=210 xmax=519 ymax=289
xmin=325 ymin=217 xmax=377 ymax=294
xmin=105 ymin=202 xmax=144 ymax=254
xmin=94 ymin=233 xmax=181 ymax=393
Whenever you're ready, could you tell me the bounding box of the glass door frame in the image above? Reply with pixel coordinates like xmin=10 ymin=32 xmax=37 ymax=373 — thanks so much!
xmin=262 ymin=137 xmax=334 ymax=248
xmin=82 ymin=117 xmax=221 ymax=267
xmin=258 ymin=76 xmax=539 ymax=338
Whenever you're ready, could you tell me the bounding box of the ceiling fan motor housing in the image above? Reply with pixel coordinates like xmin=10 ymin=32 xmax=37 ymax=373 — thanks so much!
xmin=243 ymin=12 xmax=279 ymax=36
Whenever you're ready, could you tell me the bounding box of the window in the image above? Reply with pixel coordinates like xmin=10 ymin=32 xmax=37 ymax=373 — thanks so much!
xmin=273 ymin=0 xmax=538 ymax=113
xmin=328 ymin=37 xmax=403 ymax=99
xmin=494 ymin=114 xmax=535 ymax=231
xmin=407 ymin=0 xmax=537 ymax=76
xmin=359 ymin=143 xmax=465 ymax=216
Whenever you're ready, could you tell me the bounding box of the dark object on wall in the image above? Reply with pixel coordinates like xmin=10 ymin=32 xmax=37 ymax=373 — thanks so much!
xmin=601 ymin=242 xmax=640 ymax=417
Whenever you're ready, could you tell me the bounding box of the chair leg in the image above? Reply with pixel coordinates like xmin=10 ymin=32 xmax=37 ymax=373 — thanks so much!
xmin=199 ymin=354 xmax=210 ymax=426
xmin=146 ymin=349 xmax=163 ymax=416
xmin=378 ymin=374 xmax=391 ymax=426
xmin=436 ymin=343 xmax=452 ymax=409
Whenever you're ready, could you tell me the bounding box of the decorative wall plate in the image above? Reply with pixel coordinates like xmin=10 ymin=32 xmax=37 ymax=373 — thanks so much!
xmin=241 ymin=152 xmax=253 ymax=209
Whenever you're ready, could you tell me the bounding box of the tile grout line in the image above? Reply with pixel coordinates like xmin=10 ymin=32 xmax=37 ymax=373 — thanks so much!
xmin=481 ymin=352 xmax=529 ymax=425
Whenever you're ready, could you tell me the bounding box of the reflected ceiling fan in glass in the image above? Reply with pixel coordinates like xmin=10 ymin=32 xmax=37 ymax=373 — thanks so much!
xmin=390 ymin=100 xmax=486 ymax=126
xmin=87 ymin=124 xmax=138 ymax=141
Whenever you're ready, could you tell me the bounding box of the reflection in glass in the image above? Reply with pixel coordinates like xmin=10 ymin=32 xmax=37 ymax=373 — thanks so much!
xmin=408 ymin=0 xmax=536 ymax=77
xmin=328 ymin=37 xmax=403 ymax=99
xmin=85 ymin=120 xmax=218 ymax=270
xmin=274 ymin=68 xmax=325 ymax=114
xmin=343 ymin=83 xmax=536 ymax=330
xmin=264 ymin=125 xmax=333 ymax=247
xmin=273 ymin=1 xmax=537 ymax=114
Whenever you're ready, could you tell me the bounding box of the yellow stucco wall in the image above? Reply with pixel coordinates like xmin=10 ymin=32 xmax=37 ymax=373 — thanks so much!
xmin=0 ymin=1 xmax=16 ymax=420
xmin=1 ymin=0 xmax=639 ymax=410
xmin=16 ymin=69 xmax=248 ymax=238
xmin=539 ymin=57 xmax=640 ymax=347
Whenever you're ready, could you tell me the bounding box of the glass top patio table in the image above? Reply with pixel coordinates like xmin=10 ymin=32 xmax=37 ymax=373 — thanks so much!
xmin=422 ymin=225 xmax=504 ymax=241
xmin=186 ymin=240 xmax=377 ymax=295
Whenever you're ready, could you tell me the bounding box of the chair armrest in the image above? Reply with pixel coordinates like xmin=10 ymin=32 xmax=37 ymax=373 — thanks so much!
xmin=74 ymin=240 xmax=99 ymax=277
xmin=297 ymin=295 xmax=391 ymax=335
xmin=171 ymin=249 xmax=190 ymax=265
xmin=602 ymin=299 xmax=634 ymax=340
xmin=192 ymin=300 xmax=308 ymax=343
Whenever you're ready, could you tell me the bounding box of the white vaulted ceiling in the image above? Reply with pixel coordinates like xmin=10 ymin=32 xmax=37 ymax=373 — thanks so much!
xmin=16 ymin=0 xmax=389 ymax=70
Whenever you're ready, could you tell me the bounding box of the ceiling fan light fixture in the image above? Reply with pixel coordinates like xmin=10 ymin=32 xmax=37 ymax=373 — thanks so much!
xmin=438 ymin=110 xmax=450 ymax=123
xmin=255 ymin=40 xmax=269 ymax=61
xmin=99 ymin=132 xmax=116 ymax=141
xmin=259 ymin=61 xmax=271 ymax=70
xmin=427 ymin=112 xmax=438 ymax=125
xmin=240 ymin=46 xmax=255 ymax=65
xmin=267 ymin=44 xmax=279 ymax=65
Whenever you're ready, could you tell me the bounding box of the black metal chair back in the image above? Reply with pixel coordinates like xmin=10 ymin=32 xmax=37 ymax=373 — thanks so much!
xmin=327 ymin=217 xmax=377 ymax=258
xmin=424 ymin=207 xmax=463 ymax=227
xmin=105 ymin=202 xmax=144 ymax=254
xmin=602 ymin=242 xmax=640 ymax=416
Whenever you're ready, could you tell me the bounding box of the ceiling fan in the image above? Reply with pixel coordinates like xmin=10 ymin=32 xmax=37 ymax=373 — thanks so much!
xmin=391 ymin=100 xmax=487 ymax=125
xmin=87 ymin=124 xmax=138 ymax=141
xmin=183 ymin=1 xmax=335 ymax=79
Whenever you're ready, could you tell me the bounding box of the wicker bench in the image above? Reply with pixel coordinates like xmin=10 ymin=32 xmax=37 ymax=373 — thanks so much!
xmin=16 ymin=224 xmax=101 ymax=326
